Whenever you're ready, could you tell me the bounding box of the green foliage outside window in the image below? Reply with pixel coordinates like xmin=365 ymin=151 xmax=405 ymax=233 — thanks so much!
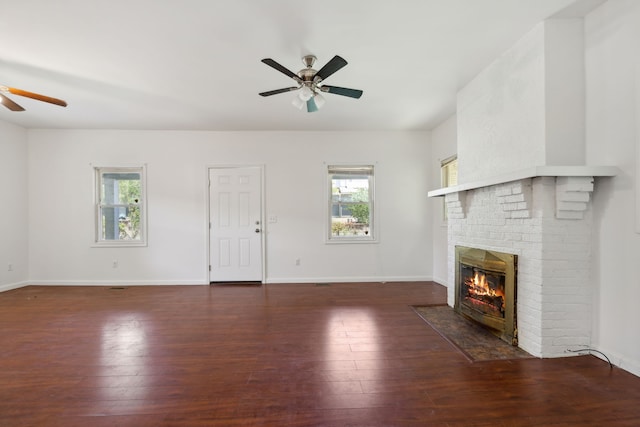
xmin=349 ymin=188 xmax=370 ymax=224
xmin=117 ymin=179 xmax=141 ymax=240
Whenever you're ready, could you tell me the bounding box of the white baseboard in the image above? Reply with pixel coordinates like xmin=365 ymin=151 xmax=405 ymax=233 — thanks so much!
xmin=591 ymin=346 xmax=640 ymax=378
xmin=542 ymin=346 xmax=640 ymax=379
xmin=431 ymin=276 xmax=449 ymax=288
xmin=265 ymin=275 xmax=433 ymax=284
xmin=26 ymin=279 xmax=208 ymax=286
xmin=11 ymin=276 xmax=437 ymax=287
xmin=0 ymin=281 xmax=29 ymax=293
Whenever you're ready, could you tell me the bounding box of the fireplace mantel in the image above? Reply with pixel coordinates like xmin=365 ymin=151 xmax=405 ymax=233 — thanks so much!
xmin=428 ymin=165 xmax=619 ymax=197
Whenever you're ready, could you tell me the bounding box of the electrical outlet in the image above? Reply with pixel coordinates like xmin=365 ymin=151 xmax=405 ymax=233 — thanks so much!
xmin=295 ymin=258 xmax=301 ymax=266
xmin=7 ymin=263 xmax=13 ymax=272
xmin=112 ymin=260 xmax=118 ymax=268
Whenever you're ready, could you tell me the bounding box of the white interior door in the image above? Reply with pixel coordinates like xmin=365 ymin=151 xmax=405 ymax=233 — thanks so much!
xmin=209 ymin=167 xmax=263 ymax=282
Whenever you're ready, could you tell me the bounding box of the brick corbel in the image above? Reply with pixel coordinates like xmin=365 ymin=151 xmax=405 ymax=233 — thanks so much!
xmin=555 ymin=176 xmax=593 ymax=219
xmin=496 ymin=180 xmax=532 ymax=218
xmin=445 ymin=191 xmax=466 ymax=219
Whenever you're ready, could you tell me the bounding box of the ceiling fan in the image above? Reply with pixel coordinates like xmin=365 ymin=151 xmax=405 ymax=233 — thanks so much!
xmin=259 ymin=55 xmax=363 ymax=113
xmin=0 ymin=85 xmax=67 ymax=111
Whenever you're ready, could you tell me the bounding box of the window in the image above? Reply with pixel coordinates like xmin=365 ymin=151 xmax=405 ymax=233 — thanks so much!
xmin=327 ymin=165 xmax=375 ymax=242
xmin=94 ymin=166 xmax=146 ymax=246
xmin=440 ymin=156 xmax=458 ymax=221
xmin=441 ymin=155 xmax=458 ymax=188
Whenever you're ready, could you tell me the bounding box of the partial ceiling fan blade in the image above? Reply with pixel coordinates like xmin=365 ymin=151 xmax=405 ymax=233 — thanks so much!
xmin=0 ymin=93 xmax=25 ymax=111
xmin=261 ymin=58 xmax=301 ymax=82
xmin=7 ymin=87 xmax=67 ymax=107
xmin=314 ymin=55 xmax=348 ymax=82
xmin=259 ymin=87 xmax=299 ymax=97
xmin=320 ymin=85 xmax=363 ymax=99
xmin=306 ymin=97 xmax=318 ymax=113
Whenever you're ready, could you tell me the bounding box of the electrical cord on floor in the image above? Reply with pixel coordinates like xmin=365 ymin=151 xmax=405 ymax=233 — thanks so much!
xmin=566 ymin=348 xmax=613 ymax=369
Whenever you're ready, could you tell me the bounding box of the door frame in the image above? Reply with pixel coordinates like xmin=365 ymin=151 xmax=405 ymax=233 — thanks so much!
xmin=205 ymin=164 xmax=266 ymax=284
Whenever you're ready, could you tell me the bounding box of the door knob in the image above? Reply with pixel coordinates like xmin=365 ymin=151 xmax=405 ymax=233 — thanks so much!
xmin=255 ymin=228 xmax=261 ymax=233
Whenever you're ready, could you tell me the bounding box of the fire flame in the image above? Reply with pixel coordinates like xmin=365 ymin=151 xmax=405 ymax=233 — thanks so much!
xmin=464 ymin=270 xmax=506 ymax=312
xmin=467 ymin=271 xmax=501 ymax=297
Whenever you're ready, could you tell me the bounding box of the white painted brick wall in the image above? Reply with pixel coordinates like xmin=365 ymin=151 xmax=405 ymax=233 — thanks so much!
xmin=447 ymin=177 xmax=593 ymax=358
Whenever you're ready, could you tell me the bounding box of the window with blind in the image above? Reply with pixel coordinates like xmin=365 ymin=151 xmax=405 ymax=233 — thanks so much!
xmin=441 ymin=156 xmax=458 ymax=188
xmin=440 ymin=156 xmax=458 ymax=221
xmin=327 ymin=165 xmax=375 ymax=242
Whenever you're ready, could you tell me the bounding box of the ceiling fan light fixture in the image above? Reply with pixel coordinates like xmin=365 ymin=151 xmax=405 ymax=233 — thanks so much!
xmin=291 ymin=96 xmax=305 ymax=110
xmin=299 ymin=85 xmax=314 ymax=101
xmin=314 ymin=93 xmax=325 ymax=109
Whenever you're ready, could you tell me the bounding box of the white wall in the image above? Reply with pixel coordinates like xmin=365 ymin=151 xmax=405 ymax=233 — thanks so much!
xmin=26 ymin=130 xmax=433 ymax=285
xmin=457 ymin=19 xmax=585 ymax=184
xmin=457 ymin=21 xmax=545 ymax=183
xmin=585 ymin=0 xmax=640 ymax=377
xmin=430 ymin=115 xmax=457 ymax=286
xmin=0 ymin=120 xmax=29 ymax=291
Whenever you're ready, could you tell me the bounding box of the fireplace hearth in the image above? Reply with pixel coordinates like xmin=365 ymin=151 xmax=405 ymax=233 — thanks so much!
xmin=455 ymin=246 xmax=517 ymax=345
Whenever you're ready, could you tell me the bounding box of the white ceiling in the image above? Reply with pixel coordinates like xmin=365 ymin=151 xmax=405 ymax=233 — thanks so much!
xmin=0 ymin=0 xmax=600 ymax=131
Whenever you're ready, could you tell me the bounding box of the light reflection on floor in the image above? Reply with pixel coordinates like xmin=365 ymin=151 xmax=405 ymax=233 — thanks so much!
xmin=324 ymin=308 xmax=381 ymax=408
xmin=100 ymin=313 xmax=150 ymax=401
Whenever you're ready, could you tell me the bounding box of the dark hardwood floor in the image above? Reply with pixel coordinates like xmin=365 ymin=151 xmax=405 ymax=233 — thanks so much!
xmin=0 ymin=282 xmax=638 ymax=426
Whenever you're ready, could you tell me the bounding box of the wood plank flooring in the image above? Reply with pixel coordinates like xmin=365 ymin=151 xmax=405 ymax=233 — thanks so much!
xmin=0 ymin=282 xmax=638 ymax=426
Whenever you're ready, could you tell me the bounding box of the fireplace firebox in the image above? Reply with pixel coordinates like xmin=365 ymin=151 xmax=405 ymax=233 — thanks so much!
xmin=454 ymin=246 xmax=518 ymax=345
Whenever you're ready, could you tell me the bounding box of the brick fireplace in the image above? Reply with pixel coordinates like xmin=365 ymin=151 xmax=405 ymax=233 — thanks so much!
xmin=427 ymin=18 xmax=620 ymax=358
xmin=433 ymin=171 xmax=615 ymax=358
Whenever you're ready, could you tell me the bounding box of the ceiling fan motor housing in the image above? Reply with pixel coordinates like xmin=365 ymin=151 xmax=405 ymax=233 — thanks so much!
xmin=300 ymin=55 xmax=320 ymax=87
xmin=299 ymin=68 xmax=317 ymax=83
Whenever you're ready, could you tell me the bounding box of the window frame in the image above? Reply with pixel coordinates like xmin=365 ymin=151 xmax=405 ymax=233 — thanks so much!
xmin=441 ymin=155 xmax=458 ymax=188
xmin=326 ymin=164 xmax=377 ymax=244
xmin=440 ymin=155 xmax=458 ymax=222
xmin=93 ymin=165 xmax=147 ymax=247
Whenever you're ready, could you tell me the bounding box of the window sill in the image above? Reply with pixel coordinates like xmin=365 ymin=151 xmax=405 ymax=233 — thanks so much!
xmin=92 ymin=241 xmax=147 ymax=248
xmin=326 ymin=237 xmax=378 ymax=245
